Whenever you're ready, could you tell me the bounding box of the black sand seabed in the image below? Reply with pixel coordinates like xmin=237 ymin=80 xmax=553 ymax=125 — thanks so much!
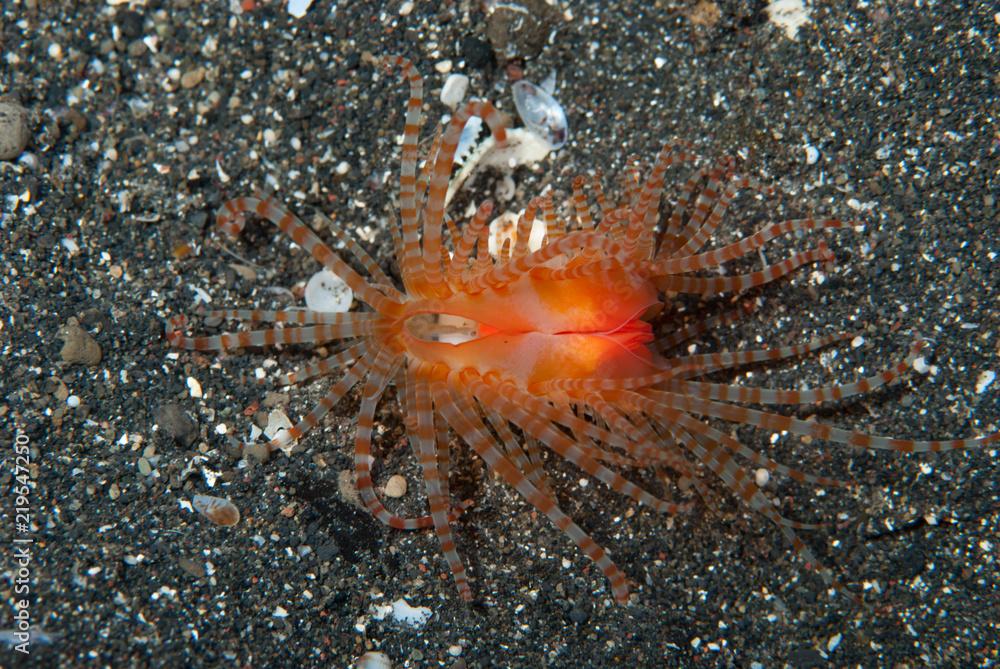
xmin=1 ymin=1 xmax=997 ymax=667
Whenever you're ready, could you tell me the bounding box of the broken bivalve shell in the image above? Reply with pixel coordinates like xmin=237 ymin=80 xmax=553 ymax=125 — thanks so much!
xmin=512 ymin=78 xmax=568 ymax=149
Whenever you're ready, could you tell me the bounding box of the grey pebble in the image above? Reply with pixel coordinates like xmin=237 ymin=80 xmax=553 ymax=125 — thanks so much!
xmin=117 ymin=9 xmax=144 ymax=39
xmin=0 ymin=102 xmax=30 ymax=161
xmin=154 ymin=403 xmax=199 ymax=447
xmin=315 ymin=541 xmax=339 ymax=562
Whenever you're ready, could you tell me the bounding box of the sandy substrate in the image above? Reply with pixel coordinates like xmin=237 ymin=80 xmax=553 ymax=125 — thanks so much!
xmin=2 ymin=1 xmax=997 ymax=667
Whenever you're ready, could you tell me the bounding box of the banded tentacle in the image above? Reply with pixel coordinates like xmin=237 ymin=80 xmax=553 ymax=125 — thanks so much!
xmin=216 ymin=195 xmax=402 ymax=315
xmin=431 ymin=368 xmax=631 ymax=604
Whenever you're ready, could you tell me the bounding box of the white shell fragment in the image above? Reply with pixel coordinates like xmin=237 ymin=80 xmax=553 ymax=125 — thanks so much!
xmin=192 ymin=494 xmax=241 ymax=526
xmin=305 ymin=269 xmax=352 ymax=313
xmin=372 ymin=599 xmax=433 ymax=628
xmin=766 ymin=0 xmax=811 ymax=40
xmin=287 ymin=0 xmax=313 ymax=19
xmin=446 ymin=128 xmax=556 ymax=206
xmin=439 ymin=73 xmax=469 ymax=110
xmin=975 ymin=370 xmax=996 ymax=394
xmin=186 ymin=376 xmax=203 ymax=398
xmin=912 ymin=356 xmax=930 ymax=375
xmin=263 ymin=409 xmax=293 ymax=440
xmin=481 ymin=128 xmax=556 ymax=170
xmin=512 ymin=79 xmax=568 ymax=149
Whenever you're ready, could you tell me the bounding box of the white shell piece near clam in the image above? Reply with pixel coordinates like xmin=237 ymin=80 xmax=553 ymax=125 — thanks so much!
xmin=454 ymin=114 xmax=483 ymax=165
xmin=480 ymin=127 xmax=554 ymax=170
xmin=192 ymin=494 xmax=241 ymax=526
xmin=304 ymin=269 xmax=352 ymax=313
xmin=512 ymin=79 xmax=568 ymax=149
xmin=445 ymin=128 xmax=554 ymax=206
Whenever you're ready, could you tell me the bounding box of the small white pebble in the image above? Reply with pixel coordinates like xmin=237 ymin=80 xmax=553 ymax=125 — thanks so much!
xmin=851 ymin=335 xmax=864 ymax=348
xmin=828 ymin=632 xmax=843 ymax=652
xmin=912 ymin=356 xmax=930 ymax=375
xmin=448 ymin=645 xmax=462 ymax=657
xmin=399 ymin=0 xmax=414 ymax=15
xmin=435 ymin=59 xmax=453 ymax=74
xmin=66 ymin=395 xmax=80 ymax=408
xmin=335 ymin=160 xmax=350 ymax=176
xmin=975 ymin=370 xmax=996 ymax=394
xmin=654 ymin=56 xmax=667 ymax=69
xmin=48 ymin=42 xmax=63 ymax=60
xmin=273 ymin=605 xmax=289 ymax=618
xmin=187 ymin=376 xmax=203 ymax=398
xmin=215 ymin=423 xmax=228 ymax=435
xmin=439 ymin=73 xmax=469 ymax=110
xmin=754 ymin=468 xmax=770 ymax=487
